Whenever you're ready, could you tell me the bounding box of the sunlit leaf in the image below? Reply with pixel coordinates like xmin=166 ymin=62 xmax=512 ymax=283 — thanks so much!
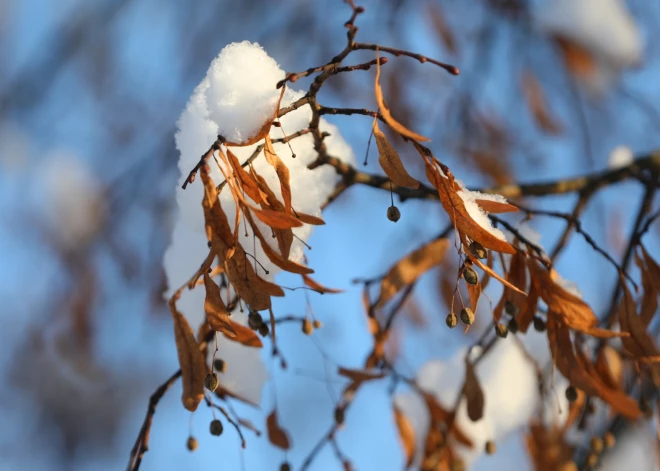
xmin=373 ymin=120 xmax=420 ymax=189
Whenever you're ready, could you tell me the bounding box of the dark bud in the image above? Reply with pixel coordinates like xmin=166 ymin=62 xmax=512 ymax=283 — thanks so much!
xmin=302 ymin=318 xmax=314 ymax=335
xmin=565 ymin=386 xmax=578 ymax=402
xmin=533 ymin=316 xmax=546 ymax=332
xmin=186 ymin=436 xmax=198 ymax=451
xmin=508 ymin=318 xmax=519 ymax=333
xmin=214 ymin=358 xmax=226 ymax=373
xmin=210 ymin=419 xmax=223 ymax=436
xmin=248 ymin=312 xmax=263 ymax=330
xmin=258 ymin=323 xmax=270 ymax=338
xmin=495 ymin=323 xmax=508 ymax=338
xmin=460 ymin=308 xmax=475 ymax=326
xmin=485 ymin=440 xmax=496 ymax=455
xmin=462 ymin=266 xmax=479 ymax=285
xmin=334 ymin=407 xmax=345 ymax=425
xmin=204 ymin=373 xmax=219 ymax=392
xmin=356 ymin=6 xmax=365 ymax=13
xmin=387 ymin=205 xmax=401 ymax=222
xmin=280 ymin=463 xmax=291 ymax=471
xmin=504 ymin=300 xmax=517 ymax=316
xmin=468 ymin=241 xmax=487 ymax=260
xmin=446 ymin=312 xmax=457 ymax=329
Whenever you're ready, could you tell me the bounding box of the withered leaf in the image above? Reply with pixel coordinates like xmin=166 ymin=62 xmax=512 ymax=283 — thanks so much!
xmin=638 ymin=246 xmax=660 ymax=327
xmin=224 ymin=318 xmax=263 ymax=347
xmin=375 ymin=53 xmax=430 ymax=142
xmin=521 ymin=69 xmax=562 ymax=135
xmin=463 ymin=361 xmax=485 ymax=422
xmin=266 ymin=409 xmax=291 ymax=450
xmin=595 ymin=345 xmax=623 ymax=391
xmin=373 ymin=120 xmax=420 ymax=189
xmin=472 ymin=257 xmax=526 ymax=297
xmin=203 ymin=273 xmax=236 ymax=337
xmin=171 ymin=306 xmax=207 ymax=412
xmin=491 ymin=251 xmax=528 ymax=324
xmin=250 ymin=206 xmax=304 ymax=229
xmin=393 ymin=405 xmax=416 ymax=468
xmin=201 ymin=166 xmax=234 ymax=249
xmin=303 ymin=274 xmax=344 ymax=294
xmin=554 ymin=37 xmax=598 ymax=83
xmin=264 ymin=135 xmax=293 ymax=214
xmin=618 ymin=280 xmax=660 ymax=362
xmin=226 ymin=148 xmax=267 ymax=204
xmin=294 ymin=212 xmax=325 ymax=225
xmin=426 ymin=2 xmax=456 ymax=55
xmin=474 ymin=199 xmax=519 ymax=214
xmin=423 ymin=158 xmax=516 ymax=255
xmin=376 ymin=237 xmax=450 ymax=308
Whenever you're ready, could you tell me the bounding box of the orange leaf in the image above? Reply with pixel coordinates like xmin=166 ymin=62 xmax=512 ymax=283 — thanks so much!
xmin=250 ymin=206 xmax=304 ymax=229
xmin=224 ymin=243 xmax=283 ymax=311
xmin=171 ymin=306 xmax=206 ymax=412
xmin=376 ymin=237 xmax=450 ymax=308
xmin=373 ymin=120 xmax=420 ymax=189
xmin=226 ymin=148 xmax=267 ymax=204
xmin=338 ymin=367 xmax=386 ymax=383
xmin=472 ymin=257 xmax=526 ymax=297
xmin=375 ymin=52 xmax=430 ymax=142
xmin=521 ymin=69 xmax=562 ymax=135
xmin=555 ymin=37 xmax=598 ymax=83
xmin=203 ymin=273 xmax=236 ymax=338
xmin=264 ymin=135 xmax=293 ymax=213
xmin=303 ymin=274 xmax=343 ymax=294
xmin=474 ymin=199 xmax=519 ymax=214
xmin=424 ymin=159 xmax=516 ymax=255
xmin=201 ymin=166 xmax=234 ymax=250
xmin=294 ymin=212 xmax=325 ymax=225
xmin=463 ymin=361 xmax=485 ymax=422
xmin=224 ymin=318 xmax=263 ymax=347
xmin=266 ymin=409 xmax=291 ymax=450
xmin=394 ymin=405 xmax=416 ymax=468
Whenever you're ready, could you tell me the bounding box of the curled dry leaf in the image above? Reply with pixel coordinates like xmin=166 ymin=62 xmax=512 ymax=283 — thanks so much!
xmin=226 ymin=148 xmax=267 ymax=204
xmin=375 ymin=52 xmax=430 ymax=142
xmin=554 ymin=37 xmax=598 ymax=84
xmin=472 ymin=257 xmax=526 ymax=297
xmin=422 ymin=156 xmax=516 ymax=255
xmin=226 ymin=318 xmax=263 ymax=347
xmin=303 ymin=274 xmax=343 ymax=293
xmin=373 ymin=119 xmax=420 ymax=189
xmin=393 ymin=405 xmax=416 ymax=468
xmin=474 ymin=199 xmax=519 ymax=214
xmin=294 ymin=212 xmax=325 ymax=225
xmin=637 ymin=246 xmax=660 ymax=327
xmin=224 ymin=243 xmax=283 ymax=311
xmin=375 ymin=237 xmax=450 ymax=308
xmin=463 ymin=361 xmax=485 ymax=422
xmin=203 ymin=273 xmax=236 ymax=337
xmin=492 ymin=251 xmax=528 ymax=324
xmin=338 ymin=367 xmax=386 ymax=383
xmin=595 ymin=345 xmax=623 ymax=391
xmin=546 ymin=315 xmax=641 ymax=420
xmin=526 ymin=422 xmax=574 ymax=471
xmin=264 ymin=135 xmax=293 ymax=213
xmin=266 ymin=409 xmax=291 ymax=450
xmin=201 ymin=166 xmax=234 ymax=250
xmin=171 ymin=306 xmax=207 ymax=412
xmin=521 ymin=69 xmax=562 ymax=135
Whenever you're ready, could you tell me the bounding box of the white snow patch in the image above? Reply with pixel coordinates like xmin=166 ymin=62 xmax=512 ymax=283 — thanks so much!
xmin=164 ymin=42 xmax=355 ymax=405
xmin=608 ymin=145 xmax=634 ymax=169
xmin=454 ymin=179 xmax=508 ymax=242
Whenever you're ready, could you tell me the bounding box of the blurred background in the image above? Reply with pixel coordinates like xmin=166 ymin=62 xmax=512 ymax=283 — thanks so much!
xmin=1 ymin=0 xmax=659 ymax=470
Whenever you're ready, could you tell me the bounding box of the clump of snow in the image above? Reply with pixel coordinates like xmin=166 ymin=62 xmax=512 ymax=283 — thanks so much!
xmin=163 ymin=42 xmax=355 ymax=404
xmin=534 ymin=0 xmax=642 ymax=93
xmin=39 ymin=153 xmax=106 ymax=250
xmin=454 ymin=179 xmax=508 ymax=241
xmin=608 ymin=145 xmax=634 ymax=169
xmin=395 ymin=340 xmax=539 ymax=467
xmin=553 ymin=271 xmax=582 ymax=299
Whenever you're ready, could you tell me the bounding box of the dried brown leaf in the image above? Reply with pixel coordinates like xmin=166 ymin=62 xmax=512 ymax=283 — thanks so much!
xmin=250 ymin=206 xmax=304 ymax=229
xmin=376 ymin=238 xmax=450 ymax=308
xmin=521 ymin=69 xmax=562 ymax=135
xmin=595 ymin=345 xmax=623 ymax=390
xmin=266 ymin=409 xmax=291 ymax=450
xmin=474 ymin=199 xmax=519 ymax=214
xmin=201 ymin=166 xmax=234 ymax=249
xmin=303 ymin=274 xmax=344 ymax=293
xmin=472 ymin=257 xmax=526 ymax=296
xmin=426 ymin=2 xmax=456 ymax=55
xmin=226 ymin=148 xmax=267 ymax=204
xmin=264 ymin=135 xmax=293 ymax=213
xmin=294 ymin=212 xmax=325 ymax=225
xmin=171 ymin=306 xmax=206 ymax=411
xmin=555 ymin=37 xmax=598 ymax=83
xmin=394 ymin=405 xmax=416 ymax=468
xmin=373 ymin=120 xmax=420 ymax=189
xmin=375 ymin=53 xmax=430 ymax=142
xmin=338 ymin=367 xmax=386 ymax=383
xmin=203 ymin=273 xmax=236 ymax=337
xmin=224 ymin=318 xmax=263 ymax=347
xmin=463 ymin=361 xmax=485 ymax=422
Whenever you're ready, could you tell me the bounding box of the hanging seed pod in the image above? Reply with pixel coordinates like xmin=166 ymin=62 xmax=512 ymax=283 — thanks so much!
xmin=504 ymin=300 xmax=517 ymax=316
xmin=386 ymin=205 xmax=401 ymax=222
xmin=495 ymin=323 xmax=508 ymax=338
xmin=258 ymin=322 xmax=270 ymax=337
xmin=210 ymin=419 xmax=224 ymax=436
xmin=451 ymin=459 xmax=466 ymax=471
xmin=460 ymin=308 xmax=475 ymax=325
xmin=485 ymin=440 xmax=496 ymax=455
xmin=469 ymin=241 xmax=487 ymax=259
xmin=334 ymin=407 xmax=345 ymax=425
xmin=248 ymin=311 xmax=263 ymax=330
xmin=204 ymin=373 xmax=219 ymax=392
xmin=565 ymin=386 xmax=578 ymax=402
xmin=446 ymin=312 xmax=458 ymax=329
xmin=590 ymin=436 xmax=604 ymax=454
xmin=302 ymin=318 xmax=314 ymax=335
xmin=214 ymin=358 xmax=226 ymax=373
xmin=313 ymin=320 xmax=323 ymax=329
xmin=533 ymin=316 xmax=546 ymax=332
xmin=280 ymin=463 xmax=291 ymax=471
xmin=186 ymin=436 xmax=198 ymax=451
xmin=604 ymin=432 xmax=616 ymax=448
xmin=508 ymin=318 xmax=519 ymax=333
xmin=586 ymin=452 xmax=598 ymax=469
xmin=462 ymin=266 xmax=479 ymax=285
xmin=558 ymin=461 xmax=578 ymax=471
